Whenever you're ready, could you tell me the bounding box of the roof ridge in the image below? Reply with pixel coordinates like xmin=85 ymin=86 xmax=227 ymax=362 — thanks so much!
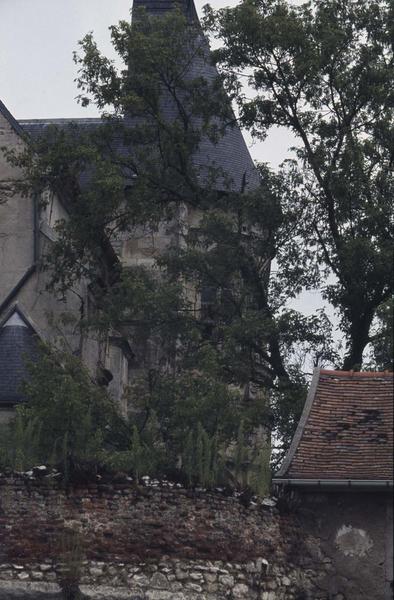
xmin=132 ymin=0 xmax=199 ymax=21
xmin=320 ymin=369 xmax=393 ymax=377
xmin=18 ymin=118 xmax=103 ymax=124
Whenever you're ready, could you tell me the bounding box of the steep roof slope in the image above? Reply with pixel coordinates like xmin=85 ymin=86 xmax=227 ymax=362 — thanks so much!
xmin=133 ymin=0 xmax=260 ymax=191
xmin=276 ymin=369 xmax=393 ymax=482
xmin=20 ymin=0 xmax=259 ymax=192
xmin=133 ymin=0 xmax=199 ymax=20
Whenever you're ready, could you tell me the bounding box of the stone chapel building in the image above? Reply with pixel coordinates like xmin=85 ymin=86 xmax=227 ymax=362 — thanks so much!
xmin=0 ymin=0 xmax=259 ymax=421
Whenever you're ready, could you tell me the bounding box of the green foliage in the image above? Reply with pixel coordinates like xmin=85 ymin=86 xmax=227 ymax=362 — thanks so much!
xmin=228 ymin=421 xmax=272 ymax=494
xmin=3 ymin=5 xmax=370 ymax=468
xmin=104 ymin=424 xmax=160 ymax=478
xmin=0 ymin=346 xmax=271 ymax=492
xmin=234 ymin=421 xmax=247 ymax=485
xmin=181 ymin=424 xmax=223 ymax=488
xmin=367 ymin=298 xmax=393 ymax=371
xmin=22 ymin=347 xmax=120 ymax=469
xmin=249 ymin=443 xmax=271 ymax=497
xmin=129 ymin=366 xmax=270 ymax=463
xmin=0 ymin=346 xmax=127 ymax=476
xmin=206 ymin=0 xmax=393 ymax=369
xmin=0 ymin=409 xmax=41 ymax=471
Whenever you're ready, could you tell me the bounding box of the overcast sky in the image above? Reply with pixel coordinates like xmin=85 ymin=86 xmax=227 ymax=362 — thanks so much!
xmin=0 ymin=0 xmax=294 ymax=167
xmin=0 ymin=0 xmax=333 ymax=332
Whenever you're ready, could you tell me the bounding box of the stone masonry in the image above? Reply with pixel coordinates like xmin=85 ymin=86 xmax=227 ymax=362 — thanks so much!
xmin=1 ymin=471 xmax=390 ymax=599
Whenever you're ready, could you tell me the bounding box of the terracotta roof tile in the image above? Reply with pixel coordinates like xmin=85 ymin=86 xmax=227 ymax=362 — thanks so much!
xmin=277 ymin=370 xmax=393 ymax=481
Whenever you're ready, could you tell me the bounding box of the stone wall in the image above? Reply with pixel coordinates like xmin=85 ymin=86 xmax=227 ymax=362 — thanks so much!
xmin=0 ymin=471 xmax=391 ymax=599
xmin=295 ymin=489 xmax=393 ymax=600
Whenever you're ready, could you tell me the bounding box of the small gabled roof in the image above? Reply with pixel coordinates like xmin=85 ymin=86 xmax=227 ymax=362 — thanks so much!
xmin=275 ymin=369 xmax=394 ymax=485
xmin=0 ymin=306 xmax=39 ymax=406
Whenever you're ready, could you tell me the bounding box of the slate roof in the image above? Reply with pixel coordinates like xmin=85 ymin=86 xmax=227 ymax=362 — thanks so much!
xmin=275 ymin=369 xmax=394 ymax=482
xmin=0 ymin=309 xmax=39 ymax=406
xmin=19 ymin=0 xmax=260 ymax=193
xmin=133 ymin=0 xmax=199 ymax=20
xmin=19 ymin=118 xmax=102 ymax=137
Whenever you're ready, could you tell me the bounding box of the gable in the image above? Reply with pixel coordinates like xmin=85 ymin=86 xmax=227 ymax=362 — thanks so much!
xmin=0 ymin=307 xmax=40 ymax=406
xmin=0 ymin=99 xmax=26 ymax=139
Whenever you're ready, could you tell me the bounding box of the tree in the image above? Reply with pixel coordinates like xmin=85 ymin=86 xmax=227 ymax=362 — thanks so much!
xmin=368 ymin=298 xmax=393 ymax=371
xmin=205 ymin=0 xmax=393 ymax=370
xmin=3 ymin=7 xmax=336 ymax=465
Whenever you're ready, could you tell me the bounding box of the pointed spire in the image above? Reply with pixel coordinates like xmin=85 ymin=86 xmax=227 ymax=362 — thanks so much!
xmin=130 ymin=0 xmax=259 ymax=191
xmin=132 ymin=0 xmax=199 ymax=22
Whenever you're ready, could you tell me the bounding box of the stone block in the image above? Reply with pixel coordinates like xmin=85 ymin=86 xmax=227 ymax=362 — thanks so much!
xmin=233 ymin=582 xmax=250 ymax=597
xmin=218 ymin=573 xmax=235 ymax=587
xmin=150 ymin=571 xmax=169 ymax=590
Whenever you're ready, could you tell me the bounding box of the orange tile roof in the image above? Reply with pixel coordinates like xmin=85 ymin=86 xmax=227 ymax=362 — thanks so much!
xmin=276 ymin=369 xmax=393 ymax=481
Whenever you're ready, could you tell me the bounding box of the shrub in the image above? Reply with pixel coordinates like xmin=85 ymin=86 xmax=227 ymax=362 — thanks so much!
xmin=0 ymin=346 xmax=122 ymax=477
xmin=0 ymin=345 xmax=272 ymax=495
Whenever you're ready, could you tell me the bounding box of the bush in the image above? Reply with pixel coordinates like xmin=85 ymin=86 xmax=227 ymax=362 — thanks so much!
xmin=0 ymin=346 xmax=272 ymax=495
xmin=0 ymin=410 xmax=41 ymax=471
xmin=0 ymin=346 xmax=122 ymax=477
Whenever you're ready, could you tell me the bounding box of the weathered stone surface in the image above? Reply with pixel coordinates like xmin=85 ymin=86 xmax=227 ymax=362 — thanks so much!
xmin=260 ymin=592 xmax=276 ymax=600
xmin=335 ymin=525 xmax=373 ymax=558
xmin=150 ymin=572 xmax=169 ymax=590
xmin=39 ymin=565 xmax=52 ymax=573
xmin=0 ymin=476 xmax=390 ymax=600
xmin=218 ymin=573 xmax=234 ymax=586
xmin=175 ymin=569 xmax=188 ymax=581
xmin=89 ymin=567 xmax=104 ymax=577
xmin=0 ymin=581 xmax=61 ymax=599
xmin=145 ymin=590 xmax=184 ymax=600
xmin=185 ymin=582 xmax=203 ymax=592
xmin=204 ymin=572 xmax=217 ymax=583
xmin=232 ymin=582 xmax=250 ymax=597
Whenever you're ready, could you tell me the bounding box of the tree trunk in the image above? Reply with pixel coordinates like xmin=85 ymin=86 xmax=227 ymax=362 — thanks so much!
xmin=61 ymin=584 xmax=86 ymax=600
xmin=342 ymin=310 xmax=374 ymax=371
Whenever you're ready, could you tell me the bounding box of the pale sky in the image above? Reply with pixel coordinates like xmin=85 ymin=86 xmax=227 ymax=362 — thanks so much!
xmin=0 ymin=0 xmax=336 ymax=338
xmin=0 ymin=0 xmax=293 ymax=167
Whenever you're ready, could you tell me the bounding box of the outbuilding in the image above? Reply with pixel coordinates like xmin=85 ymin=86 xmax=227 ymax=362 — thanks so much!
xmin=274 ymin=369 xmax=393 ymax=600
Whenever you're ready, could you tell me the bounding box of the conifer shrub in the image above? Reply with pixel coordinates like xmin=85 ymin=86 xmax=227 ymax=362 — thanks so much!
xmin=0 ymin=410 xmax=41 ymax=471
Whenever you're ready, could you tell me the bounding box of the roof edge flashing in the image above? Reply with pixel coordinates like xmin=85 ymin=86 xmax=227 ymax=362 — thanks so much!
xmin=0 ymin=99 xmax=26 ymax=138
xmin=276 ymin=366 xmax=321 ymax=478
xmin=273 ymin=478 xmax=393 ymax=490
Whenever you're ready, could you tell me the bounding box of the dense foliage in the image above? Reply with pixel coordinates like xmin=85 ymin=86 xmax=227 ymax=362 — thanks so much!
xmin=2 ymin=2 xmax=392 ymax=477
xmin=0 ymin=347 xmax=270 ymax=495
xmin=205 ymin=0 xmax=393 ymax=369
